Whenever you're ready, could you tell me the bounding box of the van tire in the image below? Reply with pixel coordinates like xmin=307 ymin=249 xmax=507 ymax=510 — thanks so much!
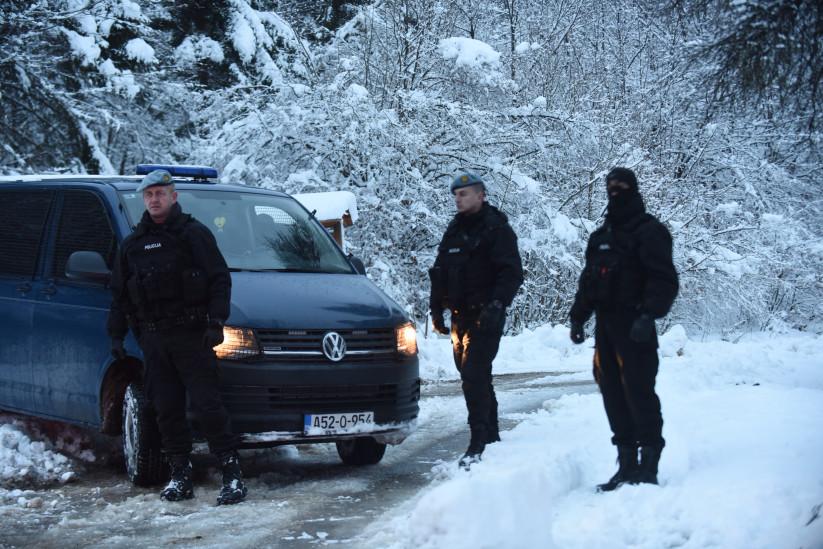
xmin=122 ymin=383 xmax=166 ymax=486
xmin=335 ymin=437 xmax=387 ymax=465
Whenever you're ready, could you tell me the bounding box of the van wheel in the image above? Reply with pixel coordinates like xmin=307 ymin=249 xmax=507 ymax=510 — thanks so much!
xmin=335 ymin=437 xmax=387 ymax=465
xmin=122 ymin=383 xmax=166 ymax=486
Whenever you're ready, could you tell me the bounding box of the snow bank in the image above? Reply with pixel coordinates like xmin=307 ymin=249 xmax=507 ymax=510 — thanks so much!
xmin=377 ymin=329 xmax=823 ymax=548
xmin=0 ymin=421 xmax=75 ymax=487
xmin=0 ymin=413 xmax=99 ymax=490
xmin=419 ymin=323 xmax=592 ymax=382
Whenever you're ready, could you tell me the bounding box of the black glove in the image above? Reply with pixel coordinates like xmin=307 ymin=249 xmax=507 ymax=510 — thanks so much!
xmin=431 ymin=310 xmax=449 ymax=335
xmin=477 ymin=300 xmax=505 ymax=331
xmin=111 ymin=338 xmax=127 ymax=360
xmin=629 ymin=313 xmax=655 ymax=343
xmin=570 ymin=322 xmax=585 ymax=345
xmin=203 ymin=321 xmax=225 ymax=349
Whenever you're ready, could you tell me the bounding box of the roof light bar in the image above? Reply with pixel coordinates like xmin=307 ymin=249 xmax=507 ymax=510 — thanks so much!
xmin=136 ymin=164 xmax=219 ymax=179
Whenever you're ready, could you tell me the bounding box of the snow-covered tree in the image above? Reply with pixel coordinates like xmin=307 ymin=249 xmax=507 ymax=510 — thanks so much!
xmin=1 ymin=0 xmax=820 ymax=334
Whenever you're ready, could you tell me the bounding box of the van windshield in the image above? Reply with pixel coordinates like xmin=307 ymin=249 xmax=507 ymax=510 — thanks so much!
xmin=119 ymin=189 xmax=354 ymax=274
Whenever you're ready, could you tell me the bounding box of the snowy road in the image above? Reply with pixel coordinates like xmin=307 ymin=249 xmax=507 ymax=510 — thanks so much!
xmin=0 ymin=373 xmax=595 ymax=548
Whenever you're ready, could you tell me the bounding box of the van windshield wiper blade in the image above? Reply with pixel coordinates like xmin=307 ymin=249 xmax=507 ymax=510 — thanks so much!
xmin=228 ymin=267 xmax=325 ymax=273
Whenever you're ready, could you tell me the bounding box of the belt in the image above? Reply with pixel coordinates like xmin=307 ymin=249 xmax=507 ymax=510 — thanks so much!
xmin=140 ymin=311 xmax=207 ymax=332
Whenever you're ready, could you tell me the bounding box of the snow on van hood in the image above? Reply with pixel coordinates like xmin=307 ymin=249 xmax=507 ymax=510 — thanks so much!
xmin=227 ymin=272 xmax=408 ymax=329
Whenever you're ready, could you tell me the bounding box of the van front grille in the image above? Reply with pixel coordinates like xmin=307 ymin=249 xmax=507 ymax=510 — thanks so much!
xmin=256 ymin=328 xmax=395 ymax=362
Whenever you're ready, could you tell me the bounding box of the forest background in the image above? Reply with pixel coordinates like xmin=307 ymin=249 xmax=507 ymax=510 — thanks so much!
xmin=2 ymin=0 xmax=821 ymax=336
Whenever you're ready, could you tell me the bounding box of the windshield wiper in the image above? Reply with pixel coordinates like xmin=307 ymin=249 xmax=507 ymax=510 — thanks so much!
xmin=228 ymin=267 xmax=325 ymax=273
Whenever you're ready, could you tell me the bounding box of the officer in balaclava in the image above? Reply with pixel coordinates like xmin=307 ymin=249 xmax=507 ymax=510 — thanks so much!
xmin=569 ymin=167 xmax=679 ymax=491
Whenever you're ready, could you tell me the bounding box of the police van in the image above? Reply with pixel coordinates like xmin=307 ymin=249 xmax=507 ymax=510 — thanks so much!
xmin=0 ymin=165 xmax=419 ymax=485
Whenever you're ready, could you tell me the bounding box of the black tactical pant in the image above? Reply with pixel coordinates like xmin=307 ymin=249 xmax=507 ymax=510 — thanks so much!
xmin=593 ymin=312 xmax=664 ymax=449
xmin=140 ymin=326 xmax=238 ymax=456
xmin=451 ymin=310 xmax=505 ymax=440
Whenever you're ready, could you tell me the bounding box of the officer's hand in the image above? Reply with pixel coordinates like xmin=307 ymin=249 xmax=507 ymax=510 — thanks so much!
xmin=477 ymin=300 xmax=504 ymax=332
xmin=203 ymin=322 xmax=225 ymax=349
xmin=629 ymin=314 xmax=655 ymax=343
xmin=431 ymin=310 xmax=449 ymax=336
xmin=570 ymin=322 xmax=585 ymax=345
xmin=111 ymin=338 xmax=127 ymax=360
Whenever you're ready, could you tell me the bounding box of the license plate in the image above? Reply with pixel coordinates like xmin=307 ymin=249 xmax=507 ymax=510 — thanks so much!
xmin=304 ymin=412 xmax=375 ymax=436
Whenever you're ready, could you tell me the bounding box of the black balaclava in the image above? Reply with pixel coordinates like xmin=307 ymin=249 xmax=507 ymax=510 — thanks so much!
xmin=605 ymin=167 xmax=644 ymax=224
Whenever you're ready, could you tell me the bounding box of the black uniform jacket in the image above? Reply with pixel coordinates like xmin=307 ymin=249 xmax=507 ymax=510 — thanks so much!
xmin=108 ymin=202 xmax=231 ymax=339
xmin=429 ymin=203 xmax=524 ymax=314
xmin=570 ymin=203 xmax=678 ymax=324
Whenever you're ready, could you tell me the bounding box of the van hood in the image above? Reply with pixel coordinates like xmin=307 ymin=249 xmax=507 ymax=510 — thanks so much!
xmin=227 ymin=272 xmax=409 ymax=329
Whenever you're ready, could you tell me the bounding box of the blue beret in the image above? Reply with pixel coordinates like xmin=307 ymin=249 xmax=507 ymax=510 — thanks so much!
xmin=137 ymin=169 xmax=173 ymax=192
xmin=450 ymin=172 xmax=485 ymax=194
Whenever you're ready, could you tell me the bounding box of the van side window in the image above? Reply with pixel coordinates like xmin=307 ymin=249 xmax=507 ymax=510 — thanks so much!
xmin=52 ymin=190 xmax=117 ymax=279
xmin=0 ymin=189 xmax=54 ymax=278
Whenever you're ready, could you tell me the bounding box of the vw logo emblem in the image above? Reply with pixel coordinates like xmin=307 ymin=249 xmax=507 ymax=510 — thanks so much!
xmin=322 ymin=332 xmax=347 ymax=362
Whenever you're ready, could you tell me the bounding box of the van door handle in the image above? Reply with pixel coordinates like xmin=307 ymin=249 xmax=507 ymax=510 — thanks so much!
xmin=41 ymin=285 xmax=57 ymax=296
xmin=16 ymin=282 xmax=32 ymax=293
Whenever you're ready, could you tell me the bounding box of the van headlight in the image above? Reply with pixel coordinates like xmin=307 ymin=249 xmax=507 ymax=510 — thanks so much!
xmin=214 ymin=326 xmax=260 ymax=360
xmin=396 ymin=322 xmax=418 ymax=356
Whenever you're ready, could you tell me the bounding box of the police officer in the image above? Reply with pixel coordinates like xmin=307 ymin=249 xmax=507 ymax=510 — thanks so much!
xmin=569 ymin=167 xmax=679 ymax=491
xmin=108 ymin=169 xmax=247 ymax=505
xmin=429 ymin=172 xmax=524 ymax=469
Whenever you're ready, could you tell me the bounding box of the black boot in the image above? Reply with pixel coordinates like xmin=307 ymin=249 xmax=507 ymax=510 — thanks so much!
xmin=487 ymin=418 xmax=501 ymax=444
xmin=635 ymin=446 xmax=661 ymax=485
xmin=459 ymin=426 xmax=487 ymax=470
xmin=597 ymin=445 xmax=638 ymax=492
xmin=160 ymin=454 xmax=194 ymax=501
xmin=216 ymin=450 xmax=247 ymax=505
xmin=487 ymin=402 xmax=501 ymax=444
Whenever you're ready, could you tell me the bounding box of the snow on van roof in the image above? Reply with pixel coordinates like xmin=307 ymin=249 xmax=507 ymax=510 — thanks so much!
xmin=293 ymin=191 xmax=358 ymax=223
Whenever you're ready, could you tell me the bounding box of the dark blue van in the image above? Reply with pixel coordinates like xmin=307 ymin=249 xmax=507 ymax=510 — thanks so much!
xmin=0 ymin=167 xmax=419 ymax=485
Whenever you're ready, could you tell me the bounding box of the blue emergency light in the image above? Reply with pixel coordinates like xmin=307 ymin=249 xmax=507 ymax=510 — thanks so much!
xmin=135 ymin=164 xmax=219 ymax=179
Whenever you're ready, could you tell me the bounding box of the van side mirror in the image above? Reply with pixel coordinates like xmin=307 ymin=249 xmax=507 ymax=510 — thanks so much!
xmin=348 ymin=255 xmax=367 ymax=275
xmin=66 ymin=251 xmax=111 ymax=284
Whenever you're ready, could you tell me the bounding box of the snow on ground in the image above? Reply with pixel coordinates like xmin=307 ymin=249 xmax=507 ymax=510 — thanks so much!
xmin=418 ymin=323 xmax=592 ymax=382
xmin=1 ymin=425 xmax=72 ymax=488
xmin=0 ymin=415 xmax=97 ymax=491
xmin=374 ymin=327 xmax=823 ymax=549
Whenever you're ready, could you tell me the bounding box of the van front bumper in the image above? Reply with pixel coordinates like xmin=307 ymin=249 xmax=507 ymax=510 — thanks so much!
xmin=190 ymin=356 xmax=420 ymax=446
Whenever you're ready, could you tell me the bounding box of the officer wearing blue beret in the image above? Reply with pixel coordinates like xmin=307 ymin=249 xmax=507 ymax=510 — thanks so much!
xmin=108 ymin=169 xmax=247 ymax=505
xmin=429 ymin=172 xmax=524 ymax=469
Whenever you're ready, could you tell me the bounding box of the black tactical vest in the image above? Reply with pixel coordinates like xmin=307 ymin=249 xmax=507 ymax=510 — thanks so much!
xmin=124 ymin=220 xmax=208 ymax=323
xmin=584 ymin=214 xmax=651 ymax=312
xmin=431 ymin=209 xmax=504 ymax=313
